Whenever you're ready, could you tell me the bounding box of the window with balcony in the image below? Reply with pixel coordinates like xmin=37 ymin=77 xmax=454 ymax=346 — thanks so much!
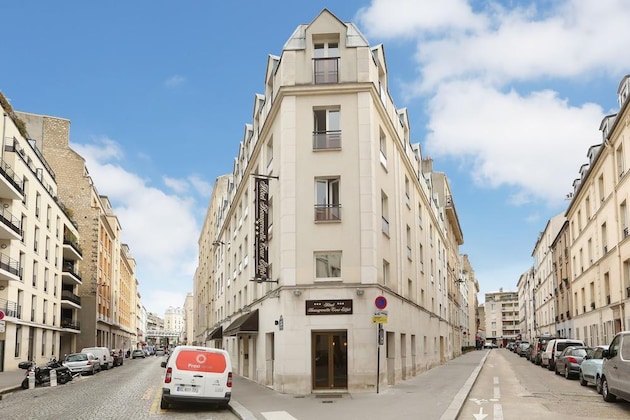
xmin=315 ymin=251 xmax=341 ymax=280
xmin=313 ymin=41 xmax=339 ymax=84
xmin=315 ymin=177 xmax=340 ymax=221
xmin=313 ymin=108 xmax=341 ymax=149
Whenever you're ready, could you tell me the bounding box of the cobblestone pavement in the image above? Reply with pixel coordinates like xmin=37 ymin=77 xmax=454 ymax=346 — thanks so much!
xmin=0 ymin=357 xmax=238 ymax=419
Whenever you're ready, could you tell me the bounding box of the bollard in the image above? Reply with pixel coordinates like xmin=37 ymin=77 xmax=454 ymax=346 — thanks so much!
xmin=28 ymin=370 xmax=35 ymax=389
xmin=50 ymin=368 xmax=57 ymax=387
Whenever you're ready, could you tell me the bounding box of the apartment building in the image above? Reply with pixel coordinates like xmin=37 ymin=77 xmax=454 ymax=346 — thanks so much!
xmin=196 ymin=9 xmax=468 ymax=394
xmin=0 ymin=95 xmax=82 ymax=370
xmin=16 ymin=111 xmax=138 ymax=351
xmin=485 ymin=289 xmax=519 ymax=346
xmin=531 ymin=212 xmax=565 ymax=336
xmin=551 ymin=219 xmax=573 ymax=338
xmin=563 ymin=75 xmax=630 ymax=346
xmin=517 ymin=267 xmax=535 ymax=342
xmin=183 ymin=292 xmax=193 ymax=345
xmin=460 ymin=254 xmax=479 ymax=348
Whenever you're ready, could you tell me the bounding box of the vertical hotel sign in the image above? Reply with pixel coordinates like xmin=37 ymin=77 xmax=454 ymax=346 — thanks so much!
xmin=254 ymin=177 xmax=269 ymax=281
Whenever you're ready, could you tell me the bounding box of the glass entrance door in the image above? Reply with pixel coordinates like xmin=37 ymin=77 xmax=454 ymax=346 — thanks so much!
xmin=312 ymin=331 xmax=347 ymax=390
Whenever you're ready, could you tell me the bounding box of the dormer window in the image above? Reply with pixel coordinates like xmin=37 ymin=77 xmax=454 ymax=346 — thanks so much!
xmin=313 ymin=41 xmax=339 ymax=84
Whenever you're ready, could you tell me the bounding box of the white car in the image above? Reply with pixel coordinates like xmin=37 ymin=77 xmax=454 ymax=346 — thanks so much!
xmin=63 ymin=352 xmax=101 ymax=375
xmin=579 ymin=345 xmax=609 ymax=393
xmin=602 ymin=331 xmax=630 ymax=402
xmin=160 ymin=345 xmax=232 ymax=410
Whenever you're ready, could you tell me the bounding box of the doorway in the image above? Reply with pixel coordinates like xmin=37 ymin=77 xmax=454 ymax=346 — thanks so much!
xmin=312 ymin=331 xmax=347 ymax=390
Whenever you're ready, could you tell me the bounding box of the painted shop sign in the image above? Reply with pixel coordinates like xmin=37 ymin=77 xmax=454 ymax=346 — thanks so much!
xmin=306 ymin=300 xmax=353 ymax=315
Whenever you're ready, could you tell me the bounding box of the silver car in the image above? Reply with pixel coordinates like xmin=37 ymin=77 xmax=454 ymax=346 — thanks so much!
xmin=579 ymin=345 xmax=609 ymax=393
xmin=602 ymin=331 xmax=630 ymax=402
xmin=63 ymin=352 xmax=101 ymax=375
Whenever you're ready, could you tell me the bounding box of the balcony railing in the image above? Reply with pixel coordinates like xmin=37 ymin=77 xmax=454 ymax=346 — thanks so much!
xmin=0 ymin=252 xmax=20 ymax=278
xmin=63 ymin=237 xmax=83 ymax=257
xmin=62 ymin=260 xmax=82 ymax=282
xmin=313 ymin=57 xmax=339 ymax=84
xmin=0 ymin=297 xmax=21 ymax=318
xmin=0 ymin=207 xmax=21 ymax=235
xmin=61 ymin=318 xmax=80 ymax=330
xmin=314 ymin=204 xmax=341 ymax=221
xmin=0 ymin=158 xmax=25 ymax=194
xmin=313 ymin=130 xmax=341 ymax=150
xmin=61 ymin=290 xmax=81 ymax=306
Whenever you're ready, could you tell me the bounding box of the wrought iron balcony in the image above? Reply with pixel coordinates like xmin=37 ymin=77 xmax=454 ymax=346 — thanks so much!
xmin=0 ymin=297 xmax=21 ymax=318
xmin=313 ymin=57 xmax=339 ymax=84
xmin=314 ymin=204 xmax=341 ymax=221
xmin=61 ymin=290 xmax=81 ymax=306
xmin=0 ymin=252 xmax=20 ymax=279
xmin=61 ymin=318 xmax=80 ymax=330
xmin=313 ymin=130 xmax=341 ymax=150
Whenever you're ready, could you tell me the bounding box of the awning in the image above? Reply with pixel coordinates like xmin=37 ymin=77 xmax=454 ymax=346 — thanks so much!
xmin=207 ymin=326 xmax=223 ymax=341
xmin=224 ymin=309 xmax=259 ymax=336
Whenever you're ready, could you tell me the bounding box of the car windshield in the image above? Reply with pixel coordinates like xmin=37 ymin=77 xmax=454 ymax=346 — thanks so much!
xmin=67 ymin=354 xmax=87 ymax=362
xmin=572 ymin=348 xmax=588 ymax=357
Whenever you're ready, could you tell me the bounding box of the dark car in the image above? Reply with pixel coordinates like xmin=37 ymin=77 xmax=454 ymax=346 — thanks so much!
xmin=555 ymin=346 xmax=590 ymax=379
xmin=516 ymin=342 xmax=531 ymax=357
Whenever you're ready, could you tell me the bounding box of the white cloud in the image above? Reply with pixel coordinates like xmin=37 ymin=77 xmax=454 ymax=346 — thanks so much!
xmin=72 ymin=138 xmax=200 ymax=316
xmin=164 ymin=75 xmax=185 ymax=88
xmin=188 ymin=175 xmax=212 ymax=197
xmin=163 ymin=176 xmax=189 ymax=194
xmin=425 ymin=81 xmax=604 ymax=205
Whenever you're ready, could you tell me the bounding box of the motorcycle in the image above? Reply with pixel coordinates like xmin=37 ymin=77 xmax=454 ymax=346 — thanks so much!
xmin=19 ymin=358 xmax=73 ymax=389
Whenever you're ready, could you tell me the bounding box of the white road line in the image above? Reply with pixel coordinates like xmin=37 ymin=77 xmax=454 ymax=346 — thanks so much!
xmin=493 ymin=376 xmax=499 ymax=385
xmin=262 ymin=411 xmax=298 ymax=420
xmin=493 ymin=386 xmax=500 ymax=399
xmin=494 ymin=403 xmax=504 ymax=420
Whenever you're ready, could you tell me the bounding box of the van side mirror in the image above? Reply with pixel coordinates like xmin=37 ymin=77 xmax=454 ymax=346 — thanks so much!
xmin=602 ymin=349 xmax=609 ymax=359
xmin=161 ymin=361 xmax=167 ymax=368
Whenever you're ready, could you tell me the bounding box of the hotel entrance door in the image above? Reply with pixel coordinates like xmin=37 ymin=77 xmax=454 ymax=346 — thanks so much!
xmin=312 ymin=331 xmax=347 ymax=390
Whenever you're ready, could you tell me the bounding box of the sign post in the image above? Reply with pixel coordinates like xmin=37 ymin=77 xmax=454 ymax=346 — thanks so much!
xmin=374 ymin=296 xmax=387 ymax=394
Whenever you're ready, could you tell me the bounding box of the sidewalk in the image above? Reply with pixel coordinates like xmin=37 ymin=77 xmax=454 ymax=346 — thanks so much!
xmin=0 ymin=369 xmax=25 ymax=396
xmin=229 ymin=349 xmax=488 ymax=420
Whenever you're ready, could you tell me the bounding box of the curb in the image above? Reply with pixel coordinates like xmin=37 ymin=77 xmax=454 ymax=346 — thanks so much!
xmin=229 ymin=399 xmax=257 ymax=420
xmin=438 ymin=351 xmax=489 ymax=420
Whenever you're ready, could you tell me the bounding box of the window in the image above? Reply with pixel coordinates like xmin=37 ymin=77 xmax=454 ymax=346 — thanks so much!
xmin=14 ymin=325 xmax=21 ymax=357
xmin=313 ymin=41 xmax=339 ymax=84
xmin=315 ymin=251 xmax=342 ymax=279
xmin=266 ymin=138 xmax=273 ymax=171
xmin=381 ymin=192 xmax=389 ymax=236
xmin=32 ymin=261 xmax=38 ymax=287
xmin=617 ymin=144 xmax=625 ymax=178
xmin=406 ymin=225 xmax=412 ymax=260
xmin=315 ymin=178 xmax=340 ymax=221
xmin=598 ymin=174 xmax=605 ymax=202
xmin=621 ymin=201 xmax=628 ymax=238
xmin=383 ymin=259 xmax=390 ymax=286
xmin=601 ymin=222 xmax=608 ymax=254
xmin=313 ymin=109 xmax=341 ymax=149
xmin=379 ymin=129 xmax=387 ymax=167
xmin=34 ymin=227 xmax=39 ymax=253
xmin=404 ymin=176 xmax=410 ymax=207
xmin=35 ymin=192 xmax=41 ymax=218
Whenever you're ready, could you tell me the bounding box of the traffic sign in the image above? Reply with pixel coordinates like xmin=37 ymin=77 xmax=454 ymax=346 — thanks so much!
xmin=372 ymin=310 xmax=388 ymax=324
xmin=0 ymin=310 xmax=4 ymax=320
xmin=374 ymin=296 xmax=387 ymax=310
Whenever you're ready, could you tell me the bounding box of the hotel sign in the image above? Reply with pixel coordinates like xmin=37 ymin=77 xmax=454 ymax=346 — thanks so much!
xmin=306 ymin=300 xmax=353 ymax=315
xmin=254 ymin=177 xmax=269 ymax=281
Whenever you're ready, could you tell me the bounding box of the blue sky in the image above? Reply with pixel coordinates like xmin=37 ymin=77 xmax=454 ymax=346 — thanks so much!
xmin=1 ymin=1 xmax=628 ymax=316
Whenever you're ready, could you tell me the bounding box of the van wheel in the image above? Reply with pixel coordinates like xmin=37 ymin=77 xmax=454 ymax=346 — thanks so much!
xmin=596 ymin=376 xmax=603 ymax=394
xmin=160 ymin=397 xmax=169 ymax=410
xmin=602 ymin=377 xmax=617 ymax=402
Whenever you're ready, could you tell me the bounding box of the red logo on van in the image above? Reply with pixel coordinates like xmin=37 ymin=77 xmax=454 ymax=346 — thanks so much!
xmin=175 ymin=350 xmax=227 ymax=373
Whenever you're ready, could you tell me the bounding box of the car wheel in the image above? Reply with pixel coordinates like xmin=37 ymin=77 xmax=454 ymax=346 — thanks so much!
xmin=579 ymin=371 xmax=587 ymax=386
xmin=596 ymin=375 xmax=603 ymax=394
xmin=554 ymin=365 xmax=560 ymax=375
xmin=601 ymin=377 xmax=617 ymax=402
xmin=564 ymin=366 xmax=570 ymax=379
xmin=160 ymin=397 xmax=169 ymax=410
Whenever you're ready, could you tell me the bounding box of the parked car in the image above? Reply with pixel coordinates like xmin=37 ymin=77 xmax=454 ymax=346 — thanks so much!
xmin=155 ymin=348 xmax=166 ymax=356
xmin=132 ymin=349 xmax=146 ymax=359
xmin=579 ymin=345 xmax=609 ymax=393
xmin=517 ymin=342 xmax=531 ymax=357
xmin=63 ymin=352 xmax=101 ymax=375
xmin=554 ymin=346 xmax=590 ymax=379
xmin=111 ymin=349 xmax=124 ymax=367
xmin=81 ymin=347 xmax=113 ymax=370
xmin=541 ymin=339 xmax=585 ymax=371
xmin=601 ymin=331 xmax=630 ymax=402
xmin=484 ymin=342 xmax=498 ymax=349
xmin=530 ymin=335 xmax=558 ymax=365
xmin=160 ymin=345 xmax=232 ymax=410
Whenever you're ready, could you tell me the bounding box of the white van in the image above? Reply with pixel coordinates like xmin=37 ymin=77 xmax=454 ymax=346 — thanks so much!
xmin=81 ymin=347 xmax=113 ymax=370
xmin=160 ymin=345 xmax=232 ymax=409
xmin=541 ymin=339 xmax=584 ymax=371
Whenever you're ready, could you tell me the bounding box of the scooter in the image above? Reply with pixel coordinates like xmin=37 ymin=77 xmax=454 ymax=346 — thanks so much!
xmin=19 ymin=359 xmax=73 ymax=389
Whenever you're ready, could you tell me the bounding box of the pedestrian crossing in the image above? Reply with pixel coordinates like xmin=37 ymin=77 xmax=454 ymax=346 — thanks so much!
xmin=262 ymin=411 xmax=298 ymax=420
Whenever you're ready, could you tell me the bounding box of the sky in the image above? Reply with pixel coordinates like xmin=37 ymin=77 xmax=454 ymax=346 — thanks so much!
xmin=1 ymin=0 xmax=629 ymax=316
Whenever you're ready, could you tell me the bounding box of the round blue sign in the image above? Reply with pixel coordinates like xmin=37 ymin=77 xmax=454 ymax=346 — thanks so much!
xmin=375 ymin=296 xmax=387 ymax=310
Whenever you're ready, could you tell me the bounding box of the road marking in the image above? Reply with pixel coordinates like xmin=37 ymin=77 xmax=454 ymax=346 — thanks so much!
xmin=142 ymin=386 xmax=155 ymax=400
xmin=149 ymin=386 xmax=163 ymax=414
xmin=493 ymin=386 xmax=500 ymax=399
xmin=262 ymin=412 xmax=298 ymax=420
xmin=494 ymin=403 xmax=504 ymax=420
xmin=493 ymin=376 xmax=499 ymax=385
xmin=472 ymin=407 xmax=487 ymax=420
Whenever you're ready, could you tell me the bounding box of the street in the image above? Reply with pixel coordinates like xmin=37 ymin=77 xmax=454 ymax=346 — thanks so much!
xmin=459 ymin=348 xmax=630 ymax=420
xmin=0 ymin=355 xmax=238 ymax=419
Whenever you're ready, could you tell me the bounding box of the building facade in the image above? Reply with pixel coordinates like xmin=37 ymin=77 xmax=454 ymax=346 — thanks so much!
xmin=484 ymin=289 xmax=519 ymax=346
xmin=197 ymin=9 xmax=469 ymax=394
xmin=0 ymin=95 xmax=82 ymax=370
xmin=16 ymin=111 xmax=138 ymax=352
